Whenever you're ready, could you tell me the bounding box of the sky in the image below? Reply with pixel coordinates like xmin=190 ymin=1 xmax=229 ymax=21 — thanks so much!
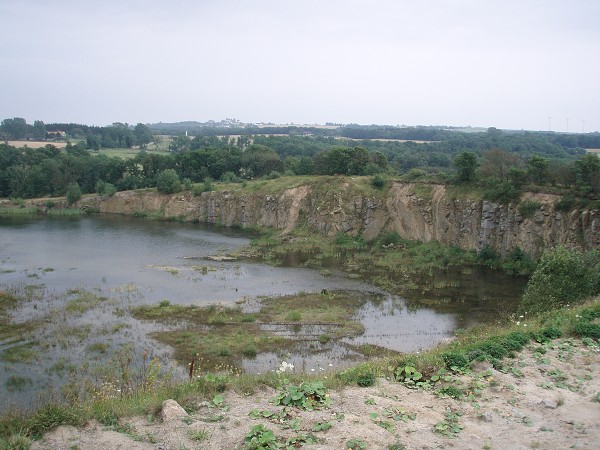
xmin=1 ymin=0 xmax=599 ymax=132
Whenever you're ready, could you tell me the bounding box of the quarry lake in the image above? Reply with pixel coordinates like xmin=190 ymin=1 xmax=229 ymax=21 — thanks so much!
xmin=0 ymin=215 xmax=526 ymax=410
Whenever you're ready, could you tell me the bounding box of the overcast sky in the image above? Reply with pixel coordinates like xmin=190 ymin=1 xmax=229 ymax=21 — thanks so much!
xmin=1 ymin=0 xmax=599 ymax=131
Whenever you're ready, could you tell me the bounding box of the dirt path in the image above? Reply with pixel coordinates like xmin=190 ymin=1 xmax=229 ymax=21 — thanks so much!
xmin=32 ymin=337 xmax=600 ymax=449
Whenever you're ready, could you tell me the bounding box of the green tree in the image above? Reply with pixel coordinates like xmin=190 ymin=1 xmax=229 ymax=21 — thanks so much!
xmin=480 ymin=149 xmax=522 ymax=182
xmin=133 ymin=123 xmax=153 ymax=148
xmin=1 ymin=117 xmax=29 ymax=140
xmin=240 ymin=145 xmax=283 ymax=178
xmin=527 ymin=155 xmax=549 ymax=185
xmin=32 ymin=120 xmax=47 ymax=140
xmin=66 ymin=182 xmax=82 ymax=205
xmin=519 ymin=246 xmax=599 ymax=316
xmin=453 ymin=151 xmax=478 ymax=183
xmin=314 ymin=146 xmax=371 ymax=176
xmin=575 ymin=153 xmax=600 ymax=193
xmin=156 ymin=169 xmax=181 ymax=193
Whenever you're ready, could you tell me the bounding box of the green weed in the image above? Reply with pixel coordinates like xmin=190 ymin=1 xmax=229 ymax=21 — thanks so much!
xmin=271 ymin=381 xmax=330 ymax=411
xmin=346 ymin=437 xmax=368 ymax=449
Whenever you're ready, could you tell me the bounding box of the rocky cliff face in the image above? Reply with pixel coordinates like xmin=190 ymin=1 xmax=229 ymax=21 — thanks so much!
xmin=77 ymin=182 xmax=599 ymax=257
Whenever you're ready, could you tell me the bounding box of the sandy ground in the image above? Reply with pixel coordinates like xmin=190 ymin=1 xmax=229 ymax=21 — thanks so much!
xmin=31 ymin=337 xmax=600 ymax=450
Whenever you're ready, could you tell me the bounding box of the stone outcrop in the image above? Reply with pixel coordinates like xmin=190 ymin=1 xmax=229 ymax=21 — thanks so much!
xmin=74 ymin=181 xmax=599 ymax=258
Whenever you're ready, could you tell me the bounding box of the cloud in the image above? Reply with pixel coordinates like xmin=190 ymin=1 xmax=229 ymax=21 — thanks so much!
xmin=0 ymin=0 xmax=598 ymax=130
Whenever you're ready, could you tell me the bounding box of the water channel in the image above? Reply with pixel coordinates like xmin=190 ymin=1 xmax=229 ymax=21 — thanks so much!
xmin=0 ymin=214 xmax=527 ymax=410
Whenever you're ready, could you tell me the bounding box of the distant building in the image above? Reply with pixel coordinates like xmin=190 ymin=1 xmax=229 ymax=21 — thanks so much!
xmin=46 ymin=130 xmax=66 ymax=139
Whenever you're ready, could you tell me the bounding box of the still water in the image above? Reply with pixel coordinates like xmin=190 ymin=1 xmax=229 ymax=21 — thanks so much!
xmin=0 ymin=214 xmax=526 ymax=410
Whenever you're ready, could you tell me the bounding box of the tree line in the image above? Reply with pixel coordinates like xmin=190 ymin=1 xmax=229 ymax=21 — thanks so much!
xmin=0 ymin=141 xmax=390 ymax=199
xmin=1 ymin=137 xmax=598 ymax=203
xmin=0 ymin=118 xmax=153 ymax=149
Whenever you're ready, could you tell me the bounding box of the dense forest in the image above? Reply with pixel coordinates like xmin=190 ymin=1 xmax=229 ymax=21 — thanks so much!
xmin=1 ymin=117 xmax=599 ymax=202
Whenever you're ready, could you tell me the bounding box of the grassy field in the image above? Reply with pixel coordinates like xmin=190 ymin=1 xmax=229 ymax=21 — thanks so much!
xmin=92 ymin=147 xmax=171 ymax=159
xmin=6 ymin=140 xmax=67 ymax=149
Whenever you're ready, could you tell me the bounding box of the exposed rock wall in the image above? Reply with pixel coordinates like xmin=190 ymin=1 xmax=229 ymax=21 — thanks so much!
xmin=75 ymin=182 xmax=599 ymax=257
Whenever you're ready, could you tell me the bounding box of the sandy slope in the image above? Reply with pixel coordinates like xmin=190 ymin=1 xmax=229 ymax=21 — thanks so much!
xmin=32 ymin=338 xmax=600 ymax=450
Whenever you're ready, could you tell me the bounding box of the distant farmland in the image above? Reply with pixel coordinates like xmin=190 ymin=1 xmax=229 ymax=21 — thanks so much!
xmin=7 ymin=140 xmax=67 ymax=148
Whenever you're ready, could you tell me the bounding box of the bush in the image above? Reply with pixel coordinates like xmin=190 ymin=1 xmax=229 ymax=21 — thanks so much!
xmin=518 ymin=200 xmax=541 ymax=218
xmin=477 ymin=341 xmax=507 ymax=359
xmin=498 ymin=332 xmax=530 ymax=351
xmin=571 ymin=304 xmax=600 ymax=339
xmin=503 ymin=246 xmax=536 ymax=275
xmin=478 ymin=245 xmax=500 ymax=268
xmin=66 ymin=183 xmax=81 ymax=205
xmin=375 ymin=231 xmax=404 ymax=247
xmin=156 ymin=169 xmax=181 ymax=194
xmin=220 ymin=171 xmax=242 ymax=183
xmin=96 ymin=180 xmax=116 ymax=197
xmin=441 ymin=351 xmax=469 ymax=369
xmin=519 ymin=246 xmax=600 ymax=316
xmin=356 ymin=372 xmax=376 ymax=387
xmin=371 ymin=174 xmax=385 ymax=189
xmin=404 ymin=168 xmax=427 ymax=181
xmin=483 ymin=182 xmax=522 ymax=204
xmin=573 ymin=323 xmax=600 ymax=338
xmin=337 ymin=365 xmax=376 ymax=386
xmin=265 ymin=171 xmax=282 ymax=180
xmin=554 ymin=194 xmax=576 ymax=212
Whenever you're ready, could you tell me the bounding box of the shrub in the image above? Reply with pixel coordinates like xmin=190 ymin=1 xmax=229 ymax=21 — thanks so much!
xmin=478 ymin=245 xmax=500 ymax=268
xmin=441 ymin=351 xmax=469 ymax=369
xmin=483 ymin=182 xmax=522 ymax=204
xmin=518 ymin=200 xmax=541 ymax=218
xmin=519 ymin=246 xmax=600 ymax=316
xmin=156 ymin=169 xmax=181 ymax=194
xmin=554 ymin=194 xmax=576 ymax=212
xmin=371 ymin=174 xmax=385 ymax=189
xmin=571 ymin=323 xmax=600 ymax=339
xmin=65 ymin=183 xmax=81 ymax=205
xmin=265 ymin=171 xmax=281 ymax=180
xmin=404 ymin=168 xmax=427 ymax=181
xmin=337 ymin=365 xmax=376 ymax=386
xmin=220 ymin=171 xmax=241 ymax=183
xmin=334 ymin=233 xmax=366 ymax=249
xmin=182 ymin=178 xmax=193 ymax=190
xmin=96 ymin=180 xmax=116 ymax=197
xmin=476 ymin=341 xmax=507 ymax=359
xmin=571 ymin=304 xmax=600 ymax=339
xmin=498 ymin=332 xmax=530 ymax=351
xmin=375 ymin=231 xmax=404 ymax=247
xmin=503 ymin=246 xmax=536 ymax=275
xmin=356 ymin=371 xmax=376 ymax=387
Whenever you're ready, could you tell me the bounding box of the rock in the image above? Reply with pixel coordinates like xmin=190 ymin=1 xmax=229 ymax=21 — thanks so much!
xmin=540 ymin=400 xmax=558 ymax=409
xmin=479 ymin=411 xmax=493 ymax=422
xmin=161 ymin=399 xmax=188 ymax=423
xmin=511 ymin=407 xmax=526 ymax=418
xmin=83 ymin=183 xmax=600 ymax=256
